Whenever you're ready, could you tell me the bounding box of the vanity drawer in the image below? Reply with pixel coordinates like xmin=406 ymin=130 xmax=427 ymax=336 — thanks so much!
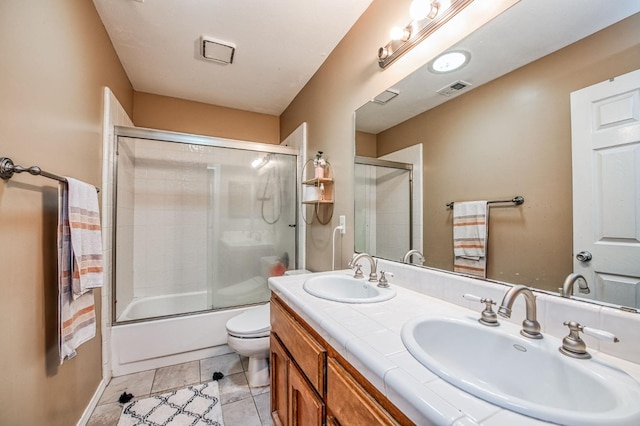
xmin=271 ymin=298 xmax=326 ymax=393
xmin=327 ymin=358 xmax=401 ymax=426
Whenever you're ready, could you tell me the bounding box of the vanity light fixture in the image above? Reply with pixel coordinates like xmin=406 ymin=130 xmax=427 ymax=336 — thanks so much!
xmin=429 ymin=50 xmax=470 ymax=73
xmin=378 ymin=0 xmax=474 ymax=69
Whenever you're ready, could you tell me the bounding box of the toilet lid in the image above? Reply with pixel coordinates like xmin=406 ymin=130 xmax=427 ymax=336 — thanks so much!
xmin=226 ymin=303 xmax=271 ymax=338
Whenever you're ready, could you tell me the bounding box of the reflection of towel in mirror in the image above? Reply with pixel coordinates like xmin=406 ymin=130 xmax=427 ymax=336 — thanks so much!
xmin=453 ymin=201 xmax=488 ymax=278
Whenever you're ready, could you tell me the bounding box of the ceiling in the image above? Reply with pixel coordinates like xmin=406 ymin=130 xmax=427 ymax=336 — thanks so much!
xmin=92 ymin=0 xmax=374 ymax=116
xmin=356 ymin=0 xmax=640 ymax=134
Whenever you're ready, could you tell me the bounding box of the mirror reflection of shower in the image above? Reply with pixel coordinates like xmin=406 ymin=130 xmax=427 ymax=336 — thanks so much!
xmin=252 ymin=153 xmax=283 ymax=225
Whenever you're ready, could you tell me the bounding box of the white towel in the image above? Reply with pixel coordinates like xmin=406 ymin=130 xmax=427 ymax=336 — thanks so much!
xmin=66 ymin=177 xmax=103 ymax=296
xmin=453 ymin=201 xmax=488 ymax=278
xmin=58 ymin=182 xmax=97 ymax=363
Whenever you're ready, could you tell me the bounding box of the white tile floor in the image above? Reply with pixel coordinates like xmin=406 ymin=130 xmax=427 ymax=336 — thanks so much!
xmin=88 ymin=353 xmax=272 ymax=425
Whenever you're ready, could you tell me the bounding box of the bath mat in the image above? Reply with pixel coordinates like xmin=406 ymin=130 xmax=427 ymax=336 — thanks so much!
xmin=118 ymin=381 xmax=224 ymax=426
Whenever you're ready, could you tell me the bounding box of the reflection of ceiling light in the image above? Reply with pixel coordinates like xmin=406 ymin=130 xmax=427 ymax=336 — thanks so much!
xmin=251 ymin=154 xmax=271 ymax=169
xmin=429 ymin=50 xmax=470 ymax=73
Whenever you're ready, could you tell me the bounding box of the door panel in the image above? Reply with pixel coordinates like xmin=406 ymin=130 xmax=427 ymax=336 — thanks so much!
xmin=571 ymin=69 xmax=640 ymax=308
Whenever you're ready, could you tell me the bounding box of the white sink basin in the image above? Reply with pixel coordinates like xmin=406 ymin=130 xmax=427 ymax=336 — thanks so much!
xmin=401 ymin=315 xmax=640 ymax=425
xmin=303 ymin=274 xmax=396 ymax=303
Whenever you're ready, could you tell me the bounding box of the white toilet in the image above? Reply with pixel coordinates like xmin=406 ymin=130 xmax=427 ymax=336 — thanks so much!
xmin=226 ymin=269 xmax=310 ymax=387
xmin=226 ymin=303 xmax=272 ymax=387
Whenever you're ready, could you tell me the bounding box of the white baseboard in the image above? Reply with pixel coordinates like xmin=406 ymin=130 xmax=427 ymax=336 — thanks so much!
xmin=77 ymin=378 xmax=107 ymax=426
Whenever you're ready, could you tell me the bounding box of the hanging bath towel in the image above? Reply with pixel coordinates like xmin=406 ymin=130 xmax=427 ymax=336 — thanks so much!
xmin=453 ymin=201 xmax=488 ymax=278
xmin=58 ymin=180 xmax=100 ymax=363
xmin=67 ymin=177 xmax=103 ymax=296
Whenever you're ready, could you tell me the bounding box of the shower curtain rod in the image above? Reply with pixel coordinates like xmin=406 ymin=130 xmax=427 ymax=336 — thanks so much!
xmin=0 ymin=157 xmax=100 ymax=192
xmin=446 ymin=196 xmax=524 ymax=209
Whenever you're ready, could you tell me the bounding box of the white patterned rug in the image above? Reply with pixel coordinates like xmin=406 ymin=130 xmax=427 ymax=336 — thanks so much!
xmin=118 ymin=381 xmax=224 ymax=426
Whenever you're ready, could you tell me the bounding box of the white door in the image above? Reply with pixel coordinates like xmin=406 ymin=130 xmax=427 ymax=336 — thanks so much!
xmin=571 ymin=69 xmax=640 ymax=309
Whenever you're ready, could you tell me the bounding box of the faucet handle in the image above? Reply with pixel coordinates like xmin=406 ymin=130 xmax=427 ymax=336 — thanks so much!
xmin=560 ymin=321 xmax=619 ymax=359
xmin=378 ymin=270 xmax=393 ymax=288
xmin=582 ymin=325 xmax=619 ymax=343
xmin=352 ymin=263 xmax=364 ymax=279
xmin=463 ymin=294 xmax=499 ymax=327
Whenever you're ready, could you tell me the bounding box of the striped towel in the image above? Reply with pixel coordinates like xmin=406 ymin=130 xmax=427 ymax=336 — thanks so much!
xmin=453 ymin=201 xmax=488 ymax=278
xmin=67 ymin=177 xmax=103 ymax=296
xmin=58 ymin=181 xmax=99 ymax=363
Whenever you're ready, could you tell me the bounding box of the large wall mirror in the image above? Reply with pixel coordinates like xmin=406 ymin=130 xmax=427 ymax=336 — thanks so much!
xmin=355 ymin=0 xmax=640 ymax=310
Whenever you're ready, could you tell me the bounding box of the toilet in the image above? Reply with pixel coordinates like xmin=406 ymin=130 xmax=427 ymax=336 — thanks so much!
xmin=226 ymin=269 xmax=309 ymax=387
xmin=226 ymin=303 xmax=271 ymax=387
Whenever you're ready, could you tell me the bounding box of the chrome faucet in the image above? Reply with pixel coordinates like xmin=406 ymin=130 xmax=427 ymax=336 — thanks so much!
xmin=497 ymin=285 xmax=543 ymax=339
xmin=559 ymin=273 xmax=590 ymax=298
xmin=348 ymin=253 xmax=378 ymax=282
xmin=403 ymin=249 xmax=425 ymax=265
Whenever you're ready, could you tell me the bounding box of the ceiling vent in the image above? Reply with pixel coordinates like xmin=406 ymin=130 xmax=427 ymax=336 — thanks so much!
xmin=436 ymin=80 xmax=472 ymax=97
xmin=371 ymin=89 xmax=400 ymax=104
xmin=201 ymin=37 xmax=235 ymax=65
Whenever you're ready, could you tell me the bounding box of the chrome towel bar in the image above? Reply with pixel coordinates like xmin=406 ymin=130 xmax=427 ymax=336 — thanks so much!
xmin=0 ymin=157 xmax=100 ymax=193
xmin=446 ymin=196 xmax=524 ymax=209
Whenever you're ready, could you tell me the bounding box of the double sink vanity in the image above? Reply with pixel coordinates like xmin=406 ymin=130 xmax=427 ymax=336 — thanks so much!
xmin=268 ymin=258 xmax=640 ymax=425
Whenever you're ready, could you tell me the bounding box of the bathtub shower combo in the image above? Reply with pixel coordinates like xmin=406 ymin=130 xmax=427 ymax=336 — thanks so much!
xmin=110 ymin=127 xmax=299 ymax=375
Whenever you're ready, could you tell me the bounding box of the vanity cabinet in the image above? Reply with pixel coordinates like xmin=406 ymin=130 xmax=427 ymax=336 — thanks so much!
xmin=270 ymin=296 xmax=326 ymax=426
xmin=270 ymin=294 xmax=412 ymax=426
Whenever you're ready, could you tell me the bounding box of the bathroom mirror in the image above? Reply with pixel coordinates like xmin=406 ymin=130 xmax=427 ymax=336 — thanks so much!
xmin=354 ymin=0 xmax=640 ymax=309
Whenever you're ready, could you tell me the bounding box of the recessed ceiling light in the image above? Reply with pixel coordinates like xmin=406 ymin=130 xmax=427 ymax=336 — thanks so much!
xmin=429 ymin=50 xmax=470 ymax=73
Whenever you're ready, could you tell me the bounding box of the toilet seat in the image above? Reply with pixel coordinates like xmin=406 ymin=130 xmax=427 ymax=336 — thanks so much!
xmin=226 ymin=303 xmax=271 ymax=338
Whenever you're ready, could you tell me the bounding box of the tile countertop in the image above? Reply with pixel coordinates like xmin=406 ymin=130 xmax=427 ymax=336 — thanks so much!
xmin=268 ymin=270 xmax=640 ymax=426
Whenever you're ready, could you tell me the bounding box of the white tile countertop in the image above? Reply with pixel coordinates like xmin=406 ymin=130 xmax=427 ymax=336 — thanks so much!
xmin=268 ymin=268 xmax=640 ymax=426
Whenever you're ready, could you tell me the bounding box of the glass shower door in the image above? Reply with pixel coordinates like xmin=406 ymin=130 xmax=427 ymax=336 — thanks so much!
xmin=354 ymin=158 xmax=413 ymax=262
xmin=114 ymin=134 xmax=297 ymax=322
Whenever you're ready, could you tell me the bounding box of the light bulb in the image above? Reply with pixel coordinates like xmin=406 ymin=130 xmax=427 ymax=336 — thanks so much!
xmin=410 ymin=0 xmax=437 ymax=21
xmin=389 ymin=26 xmax=411 ymax=41
xmin=409 ymin=0 xmax=429 ymax=20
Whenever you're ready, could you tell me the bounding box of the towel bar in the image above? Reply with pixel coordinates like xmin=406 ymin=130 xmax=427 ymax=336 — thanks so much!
xmin=447 ymin=196 xmax=524 ymax=209
xmin=0 ymin=157 xmax=100 ymax=193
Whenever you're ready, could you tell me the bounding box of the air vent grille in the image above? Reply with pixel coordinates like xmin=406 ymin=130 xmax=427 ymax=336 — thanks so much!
xmin=436 ymin=80 xmax=472 ymax=96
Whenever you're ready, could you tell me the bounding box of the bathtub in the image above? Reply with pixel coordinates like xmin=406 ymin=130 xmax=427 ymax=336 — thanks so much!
xmin=111 ymin=292 xmax=264 ymax=376
xmin=117 ymin=291 xmax=210 ymax=322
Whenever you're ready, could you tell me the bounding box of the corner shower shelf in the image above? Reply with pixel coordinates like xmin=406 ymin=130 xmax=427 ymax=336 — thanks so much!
xmin=302 ymin=177 xmax=334 ymax=204
xmin=301 ymin=160 xmax=334 ymax=224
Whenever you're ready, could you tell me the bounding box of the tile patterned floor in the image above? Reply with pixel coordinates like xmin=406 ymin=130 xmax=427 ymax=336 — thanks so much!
xmin=87 ymin=353 xmax=273 ymax=425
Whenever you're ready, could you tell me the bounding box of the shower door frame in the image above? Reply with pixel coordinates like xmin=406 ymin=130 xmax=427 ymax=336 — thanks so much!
xmin=111 ymin=126 xmax=300 ymax=325
xmin=354 ymin=155 xmax=414 ymax=254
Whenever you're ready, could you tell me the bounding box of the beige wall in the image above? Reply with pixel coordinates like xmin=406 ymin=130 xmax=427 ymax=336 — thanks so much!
xmin=281 ymin=0 xmax=518 ymax=271
xmin=355 ymin=131 xmax=377 ymax=157
xmin=0 ymin=1 xmax=133 ymax=425
xmin=133 ymin=91 xmax=280 ymax=144
xmin=375 ymin=14 xmax=640 ymax=290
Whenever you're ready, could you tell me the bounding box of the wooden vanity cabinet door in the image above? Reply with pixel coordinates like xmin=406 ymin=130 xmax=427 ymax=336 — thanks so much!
xmin=270 ymin=297 xmax=326 ymax=393
xmin=270 ymin=334 xmax=289 ymax=426
xmin=327 ymin=358 xmax=401 ymax=426
xmin=288 ymin=361 xmax=325 ymax=426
